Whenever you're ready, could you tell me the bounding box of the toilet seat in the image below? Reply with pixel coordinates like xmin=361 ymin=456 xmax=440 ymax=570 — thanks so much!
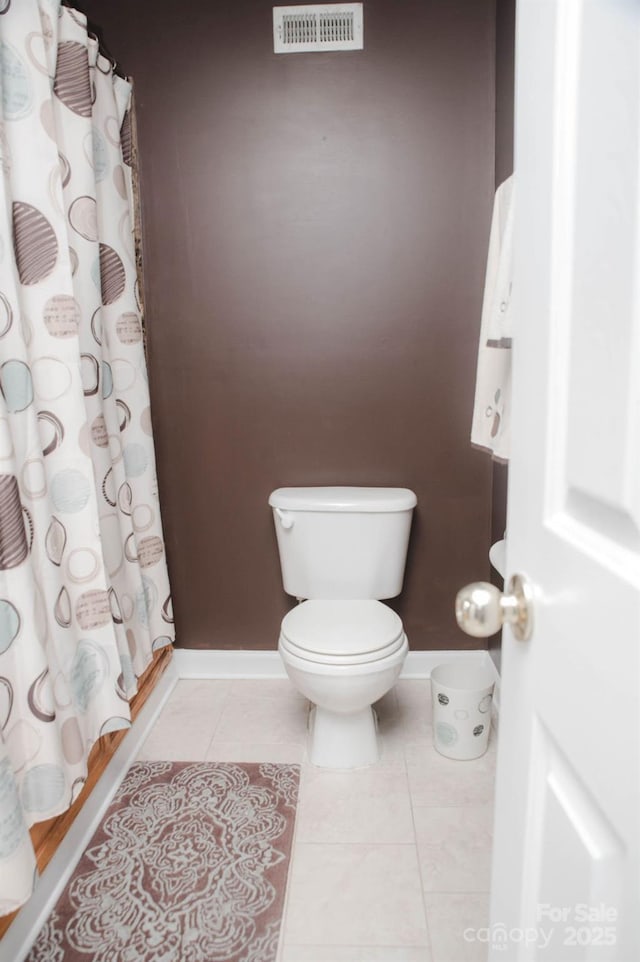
xmin=280 ymin=600 xmax=405 ymax=666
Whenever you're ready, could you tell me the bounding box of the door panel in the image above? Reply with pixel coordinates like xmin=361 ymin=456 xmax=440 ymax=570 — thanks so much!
xmin=489 ymin=1 xmax=640 ymax=959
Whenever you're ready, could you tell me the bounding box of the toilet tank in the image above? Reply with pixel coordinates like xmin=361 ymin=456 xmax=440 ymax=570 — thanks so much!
xmin=269 ymin=486 xmax=417 ymax=600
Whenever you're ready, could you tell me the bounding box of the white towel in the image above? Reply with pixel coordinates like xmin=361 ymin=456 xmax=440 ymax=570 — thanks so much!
xmin=471 ymin=174 xmax=514 ymax=462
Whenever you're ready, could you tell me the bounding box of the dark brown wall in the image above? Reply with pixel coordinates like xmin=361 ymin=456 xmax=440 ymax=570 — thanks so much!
xmin=82 ymin=0 xmax=496 ymax=650
xmin=489 ymin=0 xmax=516 ymax=671
xmin=495 ymin=0 xmax=516 ymax=188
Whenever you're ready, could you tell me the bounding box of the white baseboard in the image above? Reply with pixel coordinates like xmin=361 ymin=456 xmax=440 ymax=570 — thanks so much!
xmin=174 ymin=647 xmax=288 ymax=678
xmin=402 ymin=647 xmax=494 ymax=679
xmin=173 ymin=646 xmax=494 ymax=680
xmin=3 ymin=644 xmax=500 ymax=960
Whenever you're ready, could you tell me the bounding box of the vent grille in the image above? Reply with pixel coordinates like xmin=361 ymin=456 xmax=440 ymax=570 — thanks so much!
xmin=281 ymin=11 xmax=354 ymax=44
xmin=274 ymin=4 xmax=363 ymax=53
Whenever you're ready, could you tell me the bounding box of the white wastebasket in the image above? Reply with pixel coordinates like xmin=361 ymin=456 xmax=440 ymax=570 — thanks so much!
xmin=430 ymin=662 xmax=495 ymax=760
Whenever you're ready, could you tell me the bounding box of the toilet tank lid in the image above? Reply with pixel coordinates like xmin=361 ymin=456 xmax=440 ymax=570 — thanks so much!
xmin=268 ymin=486 xmax=417 ymax=512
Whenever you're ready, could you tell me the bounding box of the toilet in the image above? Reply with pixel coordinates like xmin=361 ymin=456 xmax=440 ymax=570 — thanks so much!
xmin=269 ymin=486 xmax=417 ymax=768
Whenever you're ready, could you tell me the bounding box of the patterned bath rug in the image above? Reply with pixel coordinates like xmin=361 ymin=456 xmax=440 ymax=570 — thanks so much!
xmin=27 ymin=761 xmax=300 ymax=962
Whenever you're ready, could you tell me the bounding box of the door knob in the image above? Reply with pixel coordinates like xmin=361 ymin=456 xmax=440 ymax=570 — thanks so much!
xmin=455 ymin=573 xmax=534 ymax=641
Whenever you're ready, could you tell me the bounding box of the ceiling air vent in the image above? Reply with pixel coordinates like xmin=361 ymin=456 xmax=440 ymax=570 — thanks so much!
xmin=273 ymin=4 xmax=363 ymax=53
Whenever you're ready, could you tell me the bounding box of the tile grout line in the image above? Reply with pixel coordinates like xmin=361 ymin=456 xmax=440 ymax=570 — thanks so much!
xmin=285 ymin=840 xmax=425 ymax=849
xmin=405 ymin=735 xmax=437 ymax=962
xmin=202 ymin=680 xmax=235 ymax=758
xmin=277 ymin=759 xmax=308 ymax=961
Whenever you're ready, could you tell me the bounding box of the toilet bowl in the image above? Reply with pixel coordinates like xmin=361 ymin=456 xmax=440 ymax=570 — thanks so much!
xmin=279 ymin=600 xmax=408 ymax=768
xmin=269 ymin=486 xmax=417 ymax=769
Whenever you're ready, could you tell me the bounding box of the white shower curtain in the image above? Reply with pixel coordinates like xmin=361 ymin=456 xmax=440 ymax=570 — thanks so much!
xmin=0 ymin=0 xmax=174 ymax=914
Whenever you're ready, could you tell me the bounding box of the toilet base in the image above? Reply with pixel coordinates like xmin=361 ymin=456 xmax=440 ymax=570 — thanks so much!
xmin=308 ymin=705 xmax=379 ymax=769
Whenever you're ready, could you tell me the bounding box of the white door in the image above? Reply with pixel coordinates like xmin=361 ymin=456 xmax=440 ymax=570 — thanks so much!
xmin=488 ymin=0 xmax=640 ymax=959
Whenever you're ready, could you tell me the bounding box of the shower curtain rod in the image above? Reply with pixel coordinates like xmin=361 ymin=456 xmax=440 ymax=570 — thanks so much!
xmin=60 ymin=0 xmax=127 ymax=79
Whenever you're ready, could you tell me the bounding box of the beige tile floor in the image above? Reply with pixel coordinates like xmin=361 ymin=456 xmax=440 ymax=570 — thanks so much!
xmin=137 ymin=678 xmax=497 ymax=962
